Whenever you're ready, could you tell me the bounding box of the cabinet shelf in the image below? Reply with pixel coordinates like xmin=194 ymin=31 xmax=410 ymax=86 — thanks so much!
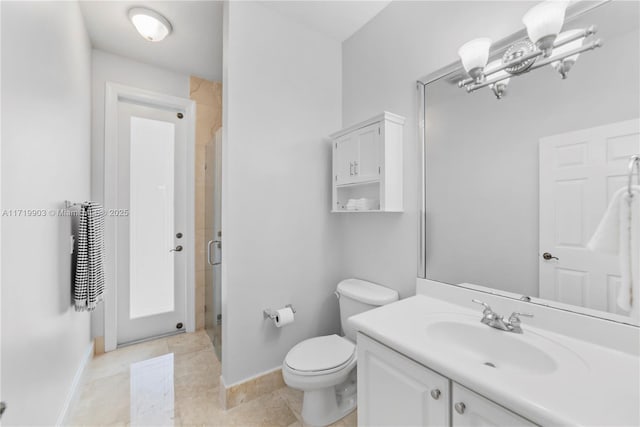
xmin=331 ymin=112 xmax=405 ymax=213
xmin=335 ymin=179 xmax=380 ymax=188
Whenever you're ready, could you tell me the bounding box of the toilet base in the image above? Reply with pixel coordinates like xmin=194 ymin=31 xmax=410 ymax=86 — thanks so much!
xmin=301 ymin=372 xmax=357 ymax=427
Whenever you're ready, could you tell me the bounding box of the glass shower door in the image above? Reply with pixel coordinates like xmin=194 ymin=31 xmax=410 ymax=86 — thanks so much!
xmin=205 ymin=128 xmax=223 ymax=361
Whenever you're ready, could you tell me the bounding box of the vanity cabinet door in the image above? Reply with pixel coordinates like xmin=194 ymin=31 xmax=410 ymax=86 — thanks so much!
xmin=357 ymin=333 xmax=449 ymax=427
xmin=452 ymin=383 xmax=537 ymax=427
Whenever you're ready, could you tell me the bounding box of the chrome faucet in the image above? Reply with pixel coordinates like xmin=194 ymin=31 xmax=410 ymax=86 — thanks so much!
xmin=472 ymin=299 xmax=533 ymax=334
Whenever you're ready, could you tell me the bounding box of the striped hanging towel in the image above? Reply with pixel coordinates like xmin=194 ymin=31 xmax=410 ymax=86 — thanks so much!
xmin=74 ymin=202 xmax=105 ymax=312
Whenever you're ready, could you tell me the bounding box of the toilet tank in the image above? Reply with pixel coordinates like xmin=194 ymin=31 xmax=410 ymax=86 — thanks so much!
xmin=337 ymin=279 xmax=399 ymax=341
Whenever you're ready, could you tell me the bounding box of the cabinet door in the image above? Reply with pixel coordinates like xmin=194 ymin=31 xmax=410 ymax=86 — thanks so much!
xmin=358 ymin=333 xmax=449 ymax=427
xmin=354 ymin=123 xmax=381 ymax=182
xmin=452 ymin=383 xmax=537 ymax=427
xmin=334 ymin=134 xmax=359 ymax=185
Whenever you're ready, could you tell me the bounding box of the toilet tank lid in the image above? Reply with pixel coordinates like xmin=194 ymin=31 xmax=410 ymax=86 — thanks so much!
xmin=337 ymin=279 xmax=399 ymax=306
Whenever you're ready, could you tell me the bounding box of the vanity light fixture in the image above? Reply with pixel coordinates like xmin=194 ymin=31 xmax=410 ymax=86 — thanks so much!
xmin=522 ymin=0 xmax=568 ymax=56
xmin=486 ymin=60 xmax=510 ymax=99
xmin=456 ymin=0 xmax=602 ymax=99
xmin=458 ymin=38 xmax=492 ymax=82
xmin=128 ymin=7 xmax=172 ymax=42
xmin=551 ymin=29 xmax=585 ymax=79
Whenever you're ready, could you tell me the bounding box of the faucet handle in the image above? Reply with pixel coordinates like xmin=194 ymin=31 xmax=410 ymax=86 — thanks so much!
xmin=472 ymin=299 xmax=493 ymax=314
xmin=508 ymin=312 xmax=534 ymax=324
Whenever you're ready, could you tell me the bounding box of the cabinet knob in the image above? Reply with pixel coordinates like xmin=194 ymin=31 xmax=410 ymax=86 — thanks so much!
xmin=454 ymin=402 xmax=466 ymax=414
xmin=430 ymin=389 xmax=441 ymax=400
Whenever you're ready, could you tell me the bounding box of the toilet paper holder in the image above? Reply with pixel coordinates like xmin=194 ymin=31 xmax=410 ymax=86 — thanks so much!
xmin=263 ymin=304 xmax=296 ymax=320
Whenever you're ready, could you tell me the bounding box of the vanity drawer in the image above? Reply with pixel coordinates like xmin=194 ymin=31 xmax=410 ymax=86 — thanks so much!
xmin=451 ymin=383 xmax=537 ymax=427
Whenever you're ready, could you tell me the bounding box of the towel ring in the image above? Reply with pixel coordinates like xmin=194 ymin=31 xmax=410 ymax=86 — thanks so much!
xmin=628 ymin=154 xmax=640 ymax=197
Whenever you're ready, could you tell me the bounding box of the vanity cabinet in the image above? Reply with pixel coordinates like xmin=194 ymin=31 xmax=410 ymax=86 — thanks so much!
xmin=357 ymin=333 xmax=538 ymax=427
xmin=358 ymin=332 xmax=450 ymax=426
xmin=331 ymin=112 xmax=404 ymax=212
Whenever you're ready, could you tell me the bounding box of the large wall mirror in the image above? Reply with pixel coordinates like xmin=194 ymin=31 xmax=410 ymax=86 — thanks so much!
xmin=419 ymin=0 xmax=640 ymax=325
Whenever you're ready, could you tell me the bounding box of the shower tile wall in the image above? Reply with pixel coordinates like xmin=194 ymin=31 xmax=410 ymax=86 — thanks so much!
xmin=190 ymin=76 xmax=222 ymax=330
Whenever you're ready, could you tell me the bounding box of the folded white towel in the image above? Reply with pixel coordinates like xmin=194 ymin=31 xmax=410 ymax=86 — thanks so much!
xmin=588 ymin=185 xmax=640 ymax=313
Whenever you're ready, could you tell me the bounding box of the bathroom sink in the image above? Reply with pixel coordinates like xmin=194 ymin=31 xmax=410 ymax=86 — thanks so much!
xmin=425 ymin=319 xmax=563 ymax=375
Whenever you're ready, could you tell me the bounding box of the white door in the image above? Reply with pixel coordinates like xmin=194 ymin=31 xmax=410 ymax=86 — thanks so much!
xmin=357 ymin=333 xmax=449 ymax=426
xmin=452 ymin=383 xmax=535 ymax=426
xmin=539 ymin=119 xmax=640 ymax=314
xmin=116 ymin=100 xmax=188 ymax=345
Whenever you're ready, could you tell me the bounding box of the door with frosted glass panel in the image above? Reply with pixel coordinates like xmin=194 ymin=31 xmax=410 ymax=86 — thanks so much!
xmin=116 ymin=101 xmax=187 ymax=345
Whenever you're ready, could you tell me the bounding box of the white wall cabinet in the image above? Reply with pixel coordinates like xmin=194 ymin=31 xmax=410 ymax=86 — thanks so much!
xmin=331 ymin=112 xmax=404 ymax=212
xmin=357 ymin=333 xmax=538 ymax=427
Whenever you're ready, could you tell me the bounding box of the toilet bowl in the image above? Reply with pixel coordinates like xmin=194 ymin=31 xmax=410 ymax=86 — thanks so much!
xmin=282 ymin=279 xmax=399 ymax=427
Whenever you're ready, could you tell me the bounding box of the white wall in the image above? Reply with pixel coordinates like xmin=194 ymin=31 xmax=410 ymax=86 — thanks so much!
xmin=90 ymin=50 xmax=190 ymax=337
xmin=340 ymin=1 xmax=539 ymax=298
xmin=222 ymin=1 xmax=342 ymax=385
xmin=1 ymin=2 xmax=92 ymax=424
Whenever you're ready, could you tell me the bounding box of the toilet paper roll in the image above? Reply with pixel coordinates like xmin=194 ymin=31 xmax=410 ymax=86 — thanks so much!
xmin=274 ymin=307 xmax=295 ymax=328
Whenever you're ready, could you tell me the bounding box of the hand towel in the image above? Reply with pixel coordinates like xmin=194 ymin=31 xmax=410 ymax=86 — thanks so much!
xmin=587 ymin=186 xmax=640 ymax=312
xmin=74 ymin=202 xmax=105 ymax=312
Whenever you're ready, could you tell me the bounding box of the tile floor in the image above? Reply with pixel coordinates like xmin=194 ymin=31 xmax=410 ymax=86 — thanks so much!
xmin=68 ymin=331 xmax=357 ymax=427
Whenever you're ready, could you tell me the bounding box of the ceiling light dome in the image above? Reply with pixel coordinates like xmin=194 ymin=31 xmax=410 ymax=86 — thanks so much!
xmin=128 ymin=7 xmax=172 ymax=42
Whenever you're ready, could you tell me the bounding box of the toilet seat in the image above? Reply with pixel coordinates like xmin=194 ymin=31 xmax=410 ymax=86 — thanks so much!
xmin=285 ymin=335 xmax=355 ymax=376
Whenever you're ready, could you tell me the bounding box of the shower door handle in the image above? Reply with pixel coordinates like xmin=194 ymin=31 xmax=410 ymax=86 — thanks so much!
xmin=208 ymin=240 xmax=222 ymax=266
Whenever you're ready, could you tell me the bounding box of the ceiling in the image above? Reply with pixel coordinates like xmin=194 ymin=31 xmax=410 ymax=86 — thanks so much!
xmin=263 ymin=1 xmax=392 ymax=41
xmin=79 ymin=1 xmax=391 ymax=81
xmin=79 ymin=1 xmax=223 ymax=81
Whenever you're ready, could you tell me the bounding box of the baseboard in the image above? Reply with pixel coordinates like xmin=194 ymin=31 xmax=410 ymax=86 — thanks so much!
xmin=220 ymin=367 xmax=284 ymax=410
xmin=56 ymin=341 xmax=94 ymax=426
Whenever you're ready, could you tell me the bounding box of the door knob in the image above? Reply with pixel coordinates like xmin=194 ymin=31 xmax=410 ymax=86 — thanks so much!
xmin=542 ymin=252 xmax=559 ymax=260
xmin=430 ymin=389 xmax=441 ymax=400
xmin=170 ymin=245 xmax=183 ymax=252
xmin=454 ymin=402 xmax=466 ymax=414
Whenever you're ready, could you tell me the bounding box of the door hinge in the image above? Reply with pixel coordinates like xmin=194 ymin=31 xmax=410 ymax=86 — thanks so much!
xmin=335 ymin=142 xmax=338 ymax=149
xmin=335 ymin=175 xmax=338 ymax=181
xmin=378 ymin=127 xmax=381 ymax=135
xmin=378 ymin=166 xmax=381 ymax=174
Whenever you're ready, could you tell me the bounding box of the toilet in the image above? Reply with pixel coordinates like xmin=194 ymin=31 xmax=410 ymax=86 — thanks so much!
xmin=282 ymin=278 xmax=399 ymax=426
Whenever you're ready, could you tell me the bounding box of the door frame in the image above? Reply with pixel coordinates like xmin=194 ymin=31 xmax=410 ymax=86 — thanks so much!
xmin=104 ymin=82 xmax=196 ymax=352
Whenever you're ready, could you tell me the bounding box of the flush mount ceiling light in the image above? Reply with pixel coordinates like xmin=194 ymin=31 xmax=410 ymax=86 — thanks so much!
xmin=456 ymin=0 xmax=602 ymax=100
xmin=128 ymin=7 xmax=172 ymax=42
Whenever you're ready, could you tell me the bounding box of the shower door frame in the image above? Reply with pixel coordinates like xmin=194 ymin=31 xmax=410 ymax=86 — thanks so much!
xmin=103 ymin=82 xmax=196 ymax=352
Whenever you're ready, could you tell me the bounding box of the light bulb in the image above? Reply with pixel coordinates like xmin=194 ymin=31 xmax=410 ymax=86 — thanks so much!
xmin=523 ymin=1 xmax=568 ymax=54
xmin=550 ymin=29 xmax=585 ymax=78
xmin=128 ymin=8 xmax=172 ymax=42
xmin=486 ymin=60 xmax=510 ymax=99
xmin=458 ymin=38 xmax=492 ymax=81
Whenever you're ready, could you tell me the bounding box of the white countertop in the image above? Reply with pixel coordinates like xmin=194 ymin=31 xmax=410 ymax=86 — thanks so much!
xmin=349 ymin=295 xmax=640 ymax=426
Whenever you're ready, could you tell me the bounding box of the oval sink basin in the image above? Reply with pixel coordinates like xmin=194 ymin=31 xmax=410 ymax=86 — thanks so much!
xmin=426 ymin=320 xmax=559 ymax=375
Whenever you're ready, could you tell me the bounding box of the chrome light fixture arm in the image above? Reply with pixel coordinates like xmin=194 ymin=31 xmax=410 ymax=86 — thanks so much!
xmin=465 ymin=37 xmax=602 ymax=93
